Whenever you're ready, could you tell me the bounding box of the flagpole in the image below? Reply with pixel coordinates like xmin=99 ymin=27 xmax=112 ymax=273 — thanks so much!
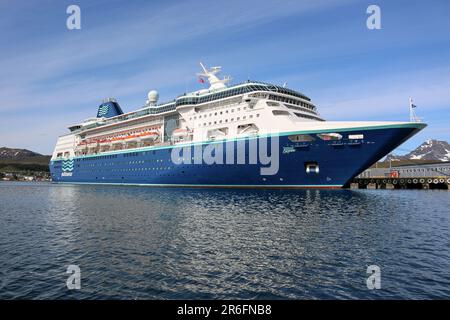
xmin=409 ymin=97 xmax=413 ymax=122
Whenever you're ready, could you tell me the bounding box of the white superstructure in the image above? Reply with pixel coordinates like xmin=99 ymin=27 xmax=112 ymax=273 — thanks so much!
xmin=51 ymin=63 xmax=415 ymax=162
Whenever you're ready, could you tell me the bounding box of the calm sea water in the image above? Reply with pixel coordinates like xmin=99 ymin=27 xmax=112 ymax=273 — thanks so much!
xmin=0 ymin=181 xmax=449 ymax=299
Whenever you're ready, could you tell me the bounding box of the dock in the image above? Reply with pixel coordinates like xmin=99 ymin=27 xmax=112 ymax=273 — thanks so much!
xmin=351 ymin=177 xmax=450 ymax=190
xmin=351 ymin=161 xmax=450 ymax=190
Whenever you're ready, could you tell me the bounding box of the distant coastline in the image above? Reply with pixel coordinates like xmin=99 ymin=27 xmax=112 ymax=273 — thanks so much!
xmin=0 ymin=147 xmax=51 ymax=181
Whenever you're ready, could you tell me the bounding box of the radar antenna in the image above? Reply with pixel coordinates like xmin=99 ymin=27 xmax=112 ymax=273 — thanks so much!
xmin=197 ymin=62 xmax=231 ymax=90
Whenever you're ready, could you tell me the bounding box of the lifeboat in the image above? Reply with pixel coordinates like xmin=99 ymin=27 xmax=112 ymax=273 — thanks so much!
xmin=111 ymin=136 xmax=124 ymax=142
xmin=87 ymin=140 xmax=99 ymax=148
xmin=98 ymin=139 xmax=112 ymax=145
xmin=172 ymin=128 xmax=191 ymax=138
xmin=77 ymin=140 xmax=88 ymax=147
xmin=112 ymin=138 xmax=124 ymax=144
xmin=124 ymin=134 xmax=139 ymax=143
xmin=139 ymin=131 xmax=159 ymax=141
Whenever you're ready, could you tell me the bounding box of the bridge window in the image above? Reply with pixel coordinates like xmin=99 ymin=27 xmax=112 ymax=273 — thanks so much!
xmin=272 ymin=110 xmax=290 ymax=116
xmin=294 ymin=112 xmax=322 ymax=121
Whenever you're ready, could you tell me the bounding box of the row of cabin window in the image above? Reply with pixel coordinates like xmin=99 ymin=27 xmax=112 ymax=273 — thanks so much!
xmin=76 ymin=149 xmax=171 ymax=161
xmin=81 ymin=159 xmax=164 ymax=167
xmin=78 ymin=167 xmax=173 ymax=172
xmin=76 ymin=154 xmax=118 ymax=161
xmin=190 ymin=106 xmax=250 ymax=121
xmin=197 ymin=114 xmax=260 ymax=127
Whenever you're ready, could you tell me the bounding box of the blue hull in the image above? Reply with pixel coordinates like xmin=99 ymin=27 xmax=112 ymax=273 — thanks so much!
xmin=49 ymin=124 xmax=424 ymax=188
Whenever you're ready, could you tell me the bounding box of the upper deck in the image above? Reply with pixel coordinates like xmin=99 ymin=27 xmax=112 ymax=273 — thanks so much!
xmin=72 ymin=80 xmax=316 ymax=134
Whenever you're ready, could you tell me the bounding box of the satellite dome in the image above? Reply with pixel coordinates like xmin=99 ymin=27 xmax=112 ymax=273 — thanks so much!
xmin=147 ymin=90 xmax=159 ymax=105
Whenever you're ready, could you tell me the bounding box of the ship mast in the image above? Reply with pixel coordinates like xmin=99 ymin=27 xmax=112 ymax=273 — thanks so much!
xmin=197 ymin=62 xmax=231 ymax=90
xmin=409 ymin=97 xmax=420 ymax=123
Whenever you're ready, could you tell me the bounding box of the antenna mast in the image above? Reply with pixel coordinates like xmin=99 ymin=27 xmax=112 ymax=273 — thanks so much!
xmin=197 ymin=62 xmax=231 ymax=90
xmin=409 ymin=97 xmax=420 ymax=122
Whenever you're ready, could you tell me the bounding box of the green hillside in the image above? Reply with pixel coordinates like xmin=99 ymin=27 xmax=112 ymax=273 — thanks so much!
xmin=0 ymin=155 xmax=51 ymax=172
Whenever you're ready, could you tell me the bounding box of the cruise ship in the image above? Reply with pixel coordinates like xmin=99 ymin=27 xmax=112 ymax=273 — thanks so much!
xmin=49 ymin=63 xmax=426 ymax=188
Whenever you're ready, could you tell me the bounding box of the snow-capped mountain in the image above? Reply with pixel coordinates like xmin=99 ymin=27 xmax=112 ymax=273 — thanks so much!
xmin=386 ymin=140 xmax=450 ymax=162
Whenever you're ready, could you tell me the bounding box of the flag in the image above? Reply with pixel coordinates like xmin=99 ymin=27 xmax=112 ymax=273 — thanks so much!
xmin=198 ymin=77 xmax=205 ymax=84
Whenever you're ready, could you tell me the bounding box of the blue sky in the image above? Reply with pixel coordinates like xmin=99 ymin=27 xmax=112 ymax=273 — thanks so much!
xmin=1 ymin=0 xmax=450 ymax=154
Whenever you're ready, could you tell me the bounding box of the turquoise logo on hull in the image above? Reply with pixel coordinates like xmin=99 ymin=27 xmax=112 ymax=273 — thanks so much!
xmin=62 ymin=159 xmax=74 ymax=172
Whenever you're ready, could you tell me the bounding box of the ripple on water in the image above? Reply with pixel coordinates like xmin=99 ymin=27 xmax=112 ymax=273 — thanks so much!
xmin=0 ymin=182 xmax=449 ymax=299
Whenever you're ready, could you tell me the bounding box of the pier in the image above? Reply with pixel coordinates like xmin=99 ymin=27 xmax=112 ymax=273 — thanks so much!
xmin=351 ymin=177 xmax=450 ymax=190
xmin=351 ymin=161 xmax=450 ymax=190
